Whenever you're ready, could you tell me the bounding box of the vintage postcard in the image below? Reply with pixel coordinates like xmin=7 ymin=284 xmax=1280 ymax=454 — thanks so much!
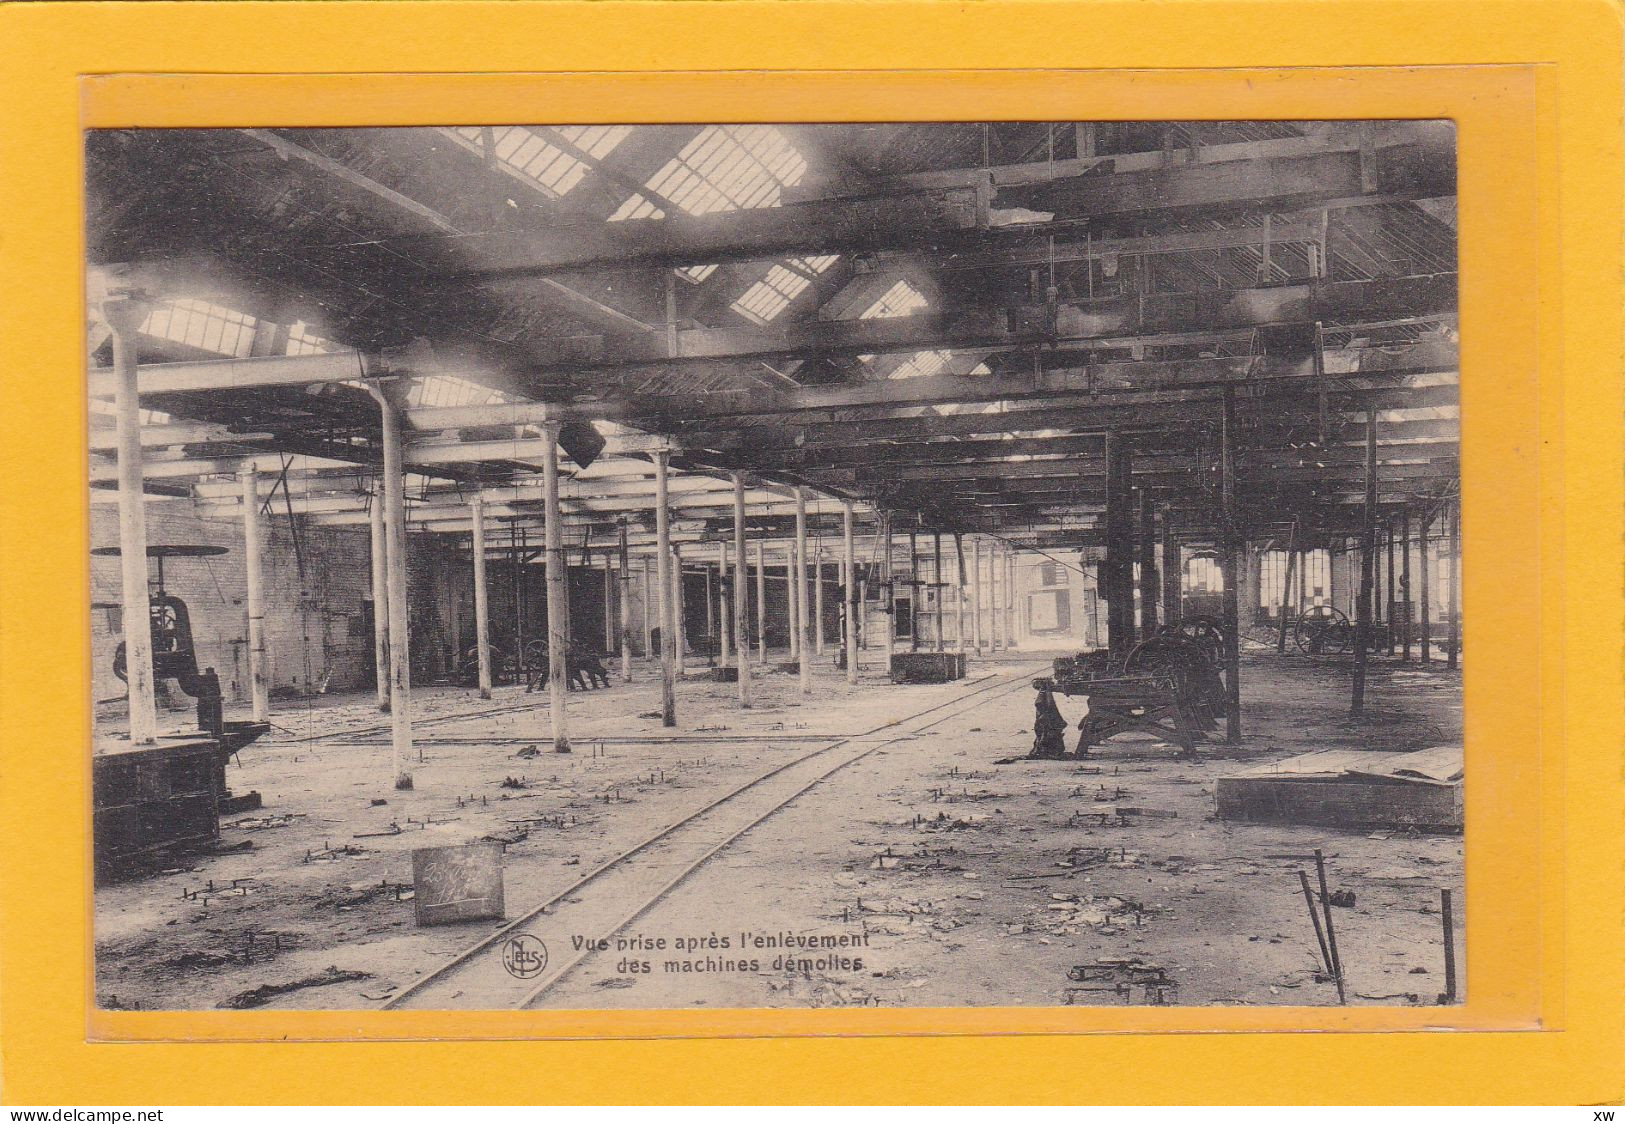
xmin=85 ymin=117 xmax=1466 ymax=1016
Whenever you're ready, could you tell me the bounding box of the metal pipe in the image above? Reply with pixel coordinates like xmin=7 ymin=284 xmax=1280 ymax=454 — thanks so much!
xmin=909 ymin=529 xmax=922 ymax=652
xmin=844 ymin=500 xmax=859 ymax=684
xmin=673 ymin=543 xmax=686 ymax=681
xmin=971 ymin=537 xmax=984 ymax=652
xmin=954 ymin=534 xmax=969 ymax=651
xmin=1352 ymin=409 xmax=1378 ymax=714
xmin=1298 ymin=869 xmax=1333 ymax=976
xmin=795 ymin=488 xmax=812 ymax=694
xmin=240 ymin=466 xmax=270 ymax=722
xmin=1313 ymin=849 xmax=1346 ymax=1004
xmin=1104 ymin=432 xmax=1135 ymax=657
xmin=471 ymin=496 xmax=493 ymax=699
xmin=369 ymin=489 xmax=390 ymax=711
xmin=541 ymin=422 xmax=571 ymax=753
xmin=882 ymin=514 xmax=895 ymax=675
xmin=653 ymin=449 xmax=676 ymax=726
xmin=813 ymin=543 xmax=826 ymax=656
xmin=642 ymin=554 xmax=655 ymax=662
xmin=374 ymin=388 xmax=414 ymax=786
xmin=933 ymin=531 xmax=945 ymax=654
xmin=105 ymin=296 xmax=158 ymax=745
xmin=1440 ymin=887 xmax=1458 ymax=1002
xmin=717 ymin=541 xmax=730 ymax=671
xmin=1001 ymin=542 xmax=1012 ymax=649
xmin=987 ymin=536 xmax=1000 ymax=652
xmin=618 ymin=520 xmax=632 ymax=682
xmin=603 ymin=548 xmax=615 ymax=653
xmin=733 ymin=475 xmax=753 ymax=707
xmin=1419 ymin=508 xmax=1433 ymax=663
xmin=1400 ymin=509 xmax=1413 ymax=661
xmin=788 ymin=536 xmax=802 ymax=663
xmin=754 ymin=537 xmax=767 ymax=665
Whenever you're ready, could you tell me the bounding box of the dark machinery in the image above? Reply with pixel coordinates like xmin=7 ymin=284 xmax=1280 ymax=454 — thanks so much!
xmin=526 ymin=640 xmax=611 ymax=692
xmin=1123 ymin=628 xmax=1228 ymax=721
xmin=1292 ymin=605 xmax=1353 ymax=656
xmin=95 ymin=545 xmax=269 ymax=756
xmin=96 ymin=544 xmax=226 ymax=698
xmin=1030 ymin=623 xmax=1228 ymax=759
xmin=92 ymin=545 xmax=270 ymax=879
xmin=454 ymin=637 xmax=610 ymax=691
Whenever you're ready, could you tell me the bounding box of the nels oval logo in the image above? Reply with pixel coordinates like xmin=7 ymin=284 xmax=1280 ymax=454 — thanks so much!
xmin=502 ymin=933 xmax=549 ymax=979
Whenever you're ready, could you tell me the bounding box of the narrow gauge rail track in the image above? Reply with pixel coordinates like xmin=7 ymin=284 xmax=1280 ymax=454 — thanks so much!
xmin=273 ymin=691 xmax=561 ymax=744
xmin=382 ymin=664 xmax=1041 ymax=1010
xmin=328 ymin=733 xmax=847 ymax=747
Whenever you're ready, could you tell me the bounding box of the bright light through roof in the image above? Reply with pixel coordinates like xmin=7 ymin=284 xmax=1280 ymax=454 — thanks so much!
xmin=139 ymin=298 xmax=258 ymax=357
xmin=861 ymin=279 xmax=929 ymax=319
xmin=285 ymin=320 xmax=335 ymax=356
xmin=406 ymin=375 xmax=510 ymax=409
xmin=889 ymin=350 xmax=951 ymax=379
xmin=450 ymin=125 xmax=630 ymax=198
xmin=610 ymin=125 xmax=807 ymax=222
xmin=729 ymin=255 xmax=838 ymax=323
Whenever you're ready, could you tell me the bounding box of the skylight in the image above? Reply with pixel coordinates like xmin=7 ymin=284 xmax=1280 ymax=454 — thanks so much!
xmin=284 ymin=320 xmax=336 ymax=356
xmin=610 ymin=125 xmax=807 ymax=222
xmin=608 ymin=126 xmax=809 ymax=289
xmin=889 ymin=350 xmax=951 ymax=380
xmin=792 ymin=254 xmax=839 ymax=274
xmin=139 ymin=299 xmax=258 ymax=357
xmin=861 ymin=279 xmax=929 ymax=320
xmin=406 ymin=375 xmax=509 ymax=410
xmin=731 ymin=265 xmax=810 ymax=323
xmin=450 ymin=125 xmax=630 ymax=197
xmin=728 ymin=255 xmax=838 ymax=324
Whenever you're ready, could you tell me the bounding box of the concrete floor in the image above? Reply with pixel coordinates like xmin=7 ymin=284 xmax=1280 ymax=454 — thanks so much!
xmin=93 ymin=643 xmax=1464 ymax=1012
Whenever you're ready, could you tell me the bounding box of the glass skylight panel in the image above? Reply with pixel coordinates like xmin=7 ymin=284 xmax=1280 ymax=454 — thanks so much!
xmin=610 ymin=192 xmax=665 ymax=221
xmin=613 ymin=125 xmax=806 ymax=223
xmin=611 ymin=127 xmax=809 ymax=286
xmin=451 ymin=125 xmax=630 ymax=197
xmin=730 ymin=263 xmax=814 ymax=323
xmin=139 ymin=299 xmax=258 ymax=357
xmin=406 ymin=375 xmax=507 ymax=409
xmin=889 ymin=350 xmax=951 ymax=379
xmin=791 ymin=254 xmax=839 ymax=275
xmin=284 ymin=320 xmax=336 ymax=356
xmin=861 ymin=279 xmax=929 ymax=320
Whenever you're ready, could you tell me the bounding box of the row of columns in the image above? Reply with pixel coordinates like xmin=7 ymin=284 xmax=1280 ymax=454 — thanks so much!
xmin=106 ymin=300 xmax=1014 ymax=792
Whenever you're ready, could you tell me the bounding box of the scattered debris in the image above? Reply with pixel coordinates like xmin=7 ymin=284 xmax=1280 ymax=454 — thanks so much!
xmin=1066 ymin=960 xmax=1178 ymax=1005
xmin=218 ymin=967 xmax=372 ymax=1009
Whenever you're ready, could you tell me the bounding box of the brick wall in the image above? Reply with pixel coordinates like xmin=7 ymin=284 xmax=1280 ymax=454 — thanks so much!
xmin=89 ymin=501 xmax=375 ymax=705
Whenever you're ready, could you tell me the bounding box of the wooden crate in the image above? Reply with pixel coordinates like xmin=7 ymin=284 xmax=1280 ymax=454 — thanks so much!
xmin=93 ymin=737 xmax=223 ymax=880
xmin=889 ymin=652 xmax=967 ymax=684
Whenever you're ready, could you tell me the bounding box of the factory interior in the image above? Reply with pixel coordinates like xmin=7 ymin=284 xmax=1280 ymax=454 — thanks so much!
xmin=87 ymin=120 xmax=1464 ymax=1012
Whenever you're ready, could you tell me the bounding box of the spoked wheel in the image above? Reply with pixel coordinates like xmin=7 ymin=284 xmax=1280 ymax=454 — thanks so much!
xmin=1125 ymin=630 xmax=1227 ymax=719
xmin=1174 ymin=615 xmax=1225 ymax=659
xmin=1294 ymin=605 xmax=1352 ymax=655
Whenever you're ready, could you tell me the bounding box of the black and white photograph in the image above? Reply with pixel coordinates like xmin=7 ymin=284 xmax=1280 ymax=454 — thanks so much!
xmin=86 ymin=119 xmax=1463 ymax=1013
